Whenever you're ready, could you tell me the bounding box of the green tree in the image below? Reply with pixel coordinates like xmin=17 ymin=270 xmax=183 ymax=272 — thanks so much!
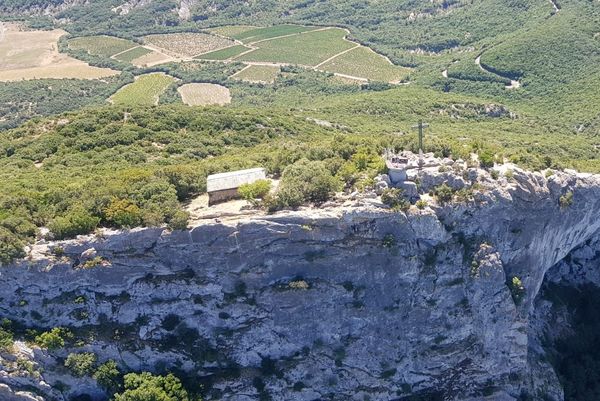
xmin=35 ymin=327 xmax=72 ymax=350
xmin=113 ymin=372 xmax=191 ymax=401
xmin=0 ymin=327 xmax=13 ymax=351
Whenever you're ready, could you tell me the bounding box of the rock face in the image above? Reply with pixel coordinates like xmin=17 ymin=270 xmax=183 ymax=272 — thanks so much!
xmin=2 ymin=163 xmax=600 ymax=400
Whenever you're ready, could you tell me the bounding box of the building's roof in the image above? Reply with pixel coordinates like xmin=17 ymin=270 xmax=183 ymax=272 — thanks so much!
xmin=207 ymin=168 xmax=266 ymax=193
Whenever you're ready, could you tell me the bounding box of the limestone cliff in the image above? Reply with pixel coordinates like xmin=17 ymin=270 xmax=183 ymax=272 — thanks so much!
xmin=1 ymin=161 xmax=599 ymax=401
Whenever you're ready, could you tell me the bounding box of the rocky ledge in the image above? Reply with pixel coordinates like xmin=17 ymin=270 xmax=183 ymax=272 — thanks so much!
xmin=2 ymin=157 xmax=600 ymax=401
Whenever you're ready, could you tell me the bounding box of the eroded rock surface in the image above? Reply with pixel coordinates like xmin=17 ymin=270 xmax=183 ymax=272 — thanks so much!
xmin=2 ymin=162 xmax=600 ymax=400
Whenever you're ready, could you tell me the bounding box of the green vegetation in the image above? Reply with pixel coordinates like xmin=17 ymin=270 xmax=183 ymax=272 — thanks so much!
xmin=381 ymin=188 xmax=410 ymax=211
xmin=94 ymin=360 xmax=122 ymax=392
xmin=320 ymin=47 xmax=410 ymax=82
xmin=238 ymin=179 xmax=272 ymax=205
xmin=194 ymin=45 xmax=250 ymax=60
xmin=0 ymin=327 xmax=14 ymax=351
xmin=560 ymin=191 xmax=574 ymax=208
xmin=270 ymin=159 xmax=341 ymax=209
xmin=509 ymin=276 xmax=525 ymax=304
xmin=114 ymin=372 xmax=191 ymax=401
xmin=68 ymin=36 xmax=137 ymax=58
xmin=239 ymin=28 xmax=355 ymax=66
xmin=65 ymin=352 xmax=97 ymax=377
xmin=110 ymin=73 xmax=176 ymax=106
xmin=114 ymin=46 xmax=153 ymax=63
xmin=34 ymin=327 xmax=72 ymax=350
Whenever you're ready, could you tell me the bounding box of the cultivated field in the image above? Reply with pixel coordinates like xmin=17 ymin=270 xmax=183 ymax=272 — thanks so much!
xmin=68 ymin=35 xmax=137 ymax=58
xmin=143 ymin=33 xmax=235 ymax=58
xmin=238 ymin=28 xmax=356 ymax=66
xmin=0 ymin=25 xmax=118 ymax=82
xmin=178 ymin=83 xmax=232 ymax=106
xmin=319 ymin=46 xmax=411 ymax=83
xmin=208 ymin=25 xmax=257 ymax=38
xmin=231 ymin=65 xmax=280 ymax=83
xmin=195 ymin=45 xmax=251 ymax=61
xmin=113 ymin=46 xmax=152 ymax=63
xmin=109 ymin=73 xmax=175 ymax=105
xmin=232 ymin=25 xmax=319 ymax=43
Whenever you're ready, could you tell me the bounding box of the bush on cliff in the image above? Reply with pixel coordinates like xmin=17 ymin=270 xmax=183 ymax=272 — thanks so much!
xmin=238 ymin=179 xmax=272 ymax=206
xmin=0 ymin=228 xmax=26 ymax=265
xmin=94 ymin=360 xmax=121 ymax=392
xmin=65 ymin=352 xmax=97 ymax=377
xmin=270 ymin=159 xmax=340 ymax=209
xmin=381 ymin=188 xmax=410 ymax=211
xmin=48 ymin=208 xmax=100 ymax=240
xmin=113 ymin=372 xmax=191 ymax=401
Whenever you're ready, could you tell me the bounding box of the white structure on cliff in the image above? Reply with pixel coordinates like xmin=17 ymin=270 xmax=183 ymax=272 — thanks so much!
xmin=207 ymin=167 xmax=266 ymax=206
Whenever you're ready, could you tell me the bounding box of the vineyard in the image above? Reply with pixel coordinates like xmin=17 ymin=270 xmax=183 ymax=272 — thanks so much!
xmin=110 ymin=73 xmax=175 ymax=106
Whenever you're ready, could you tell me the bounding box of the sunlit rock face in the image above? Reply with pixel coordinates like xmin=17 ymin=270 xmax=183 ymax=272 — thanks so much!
xmin=2 ymin=162 xmax=600 ymax=401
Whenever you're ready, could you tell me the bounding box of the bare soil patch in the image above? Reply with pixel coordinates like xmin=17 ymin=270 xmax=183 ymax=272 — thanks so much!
xmin=143 ymin=33 xmax=235 ymax=58
xmin=0 ymin=26 xmax=118 ymax=82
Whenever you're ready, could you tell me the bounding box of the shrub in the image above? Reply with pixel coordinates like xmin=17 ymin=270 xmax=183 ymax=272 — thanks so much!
xmin=35 ymin=327 xmax=72 ymax=350
xmin=238 ymin=179 xmax=272 ymax=205
xmin=157 ymin=165 xmax=204 ymax=201
xmin=490 ymin=170 xmax=499 ymax=180
xmin=113 ymin=372 xmax=191 ymax=401
xmin=167 ymin=210 xmax=189 ymax=230
xmin=433 ymin=183 xmax=454 ymax=204
xmin=94 ymin=360 xmax=121 ymax=392
xmin=275 ymin=159 xmax=340 ymax=208
xmin=0 ymin=227 xmax=25 ymax=265
xmin=509 ymin=276 xmax=525 ymax=304
xmin=559 ymin=191 xmax=573 ymax=208
xmin=65 ymin=352 xmax=97 ymax=377
xmin=82 ymin=256 xmax=106 ymax=269
xmin=104 ymin=198 xmax=143 ymax=228
xmin=49 ymin=207 xmax=100 ymax=240
xmin=415 ymin=199 xmax=428 ymax=209
xmin=0 ymin=328 xmax=13 ymax=351
xmin=478 ymin=150 xmax=495 ymax=168
xmin=381 ymin=188 xmax=409 ymax=211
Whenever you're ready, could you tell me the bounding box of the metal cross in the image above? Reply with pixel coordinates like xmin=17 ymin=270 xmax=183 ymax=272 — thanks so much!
xmin=412 ymin=120 xmax=429 ymax=152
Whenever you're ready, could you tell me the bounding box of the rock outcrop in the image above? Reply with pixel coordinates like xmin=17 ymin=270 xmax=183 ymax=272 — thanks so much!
xmin=1 ymin=160 xmax=600 ymax=401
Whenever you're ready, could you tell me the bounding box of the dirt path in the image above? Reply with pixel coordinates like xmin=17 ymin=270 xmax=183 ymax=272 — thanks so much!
xmin=475 ymin=54 xmax=521 ymax=89
xmin=313 ymin=43 xmax=360 ymax=69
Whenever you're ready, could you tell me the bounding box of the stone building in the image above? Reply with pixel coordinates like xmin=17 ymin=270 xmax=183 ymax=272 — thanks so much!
xmin=207 ymin=167 xmax=266 ymax=206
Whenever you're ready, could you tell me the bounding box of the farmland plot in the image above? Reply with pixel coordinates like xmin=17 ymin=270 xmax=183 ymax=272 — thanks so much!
xmin=232 ymin=65 xmax=280 ymax=83
xmin=238 ymin=28 xmax=355 ymax=66
xmin=195 ymin=45 xmax=251 ymax=61
xmin=68 ymin=35 xmax=137 ymax=58
xmin=113 ymin=46 xmax=153 ymax=63
xmin=143 ymin=33 xmax=235 ymax=58
xmin=109 ymin=73 xmax=175 ymax=105
xmin=319 ymin=46 xmax=411 ymax=82
xmin=232 ymin=25 xmax=319 ymax=43
xmin=209 ymin=25 xmax=257 ymax=38
xmin=178 ymin=83 xmax=232 ymax=106
xmin=0 ymin=26 xmax=118 ymax=82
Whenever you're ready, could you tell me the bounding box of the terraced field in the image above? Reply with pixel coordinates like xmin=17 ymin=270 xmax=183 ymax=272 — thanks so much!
xmin=232 ymin=65 xmax=280 ymax=83
xmin=68 ymin=35 xmax=137 ymax=58
xmin=143 ymin=33 xmax=235 ymax=58
xmin=319 ymin=46 xmax=410 ymax=82
xmin=238 ymin=28 xmax=355 ymax=66
xmin=109 ymin=73 xmax=175 ymax=105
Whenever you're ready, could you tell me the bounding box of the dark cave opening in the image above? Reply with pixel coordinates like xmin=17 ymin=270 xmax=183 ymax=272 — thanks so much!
xmin=540 ymin=282 xmax=600 ymax=401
